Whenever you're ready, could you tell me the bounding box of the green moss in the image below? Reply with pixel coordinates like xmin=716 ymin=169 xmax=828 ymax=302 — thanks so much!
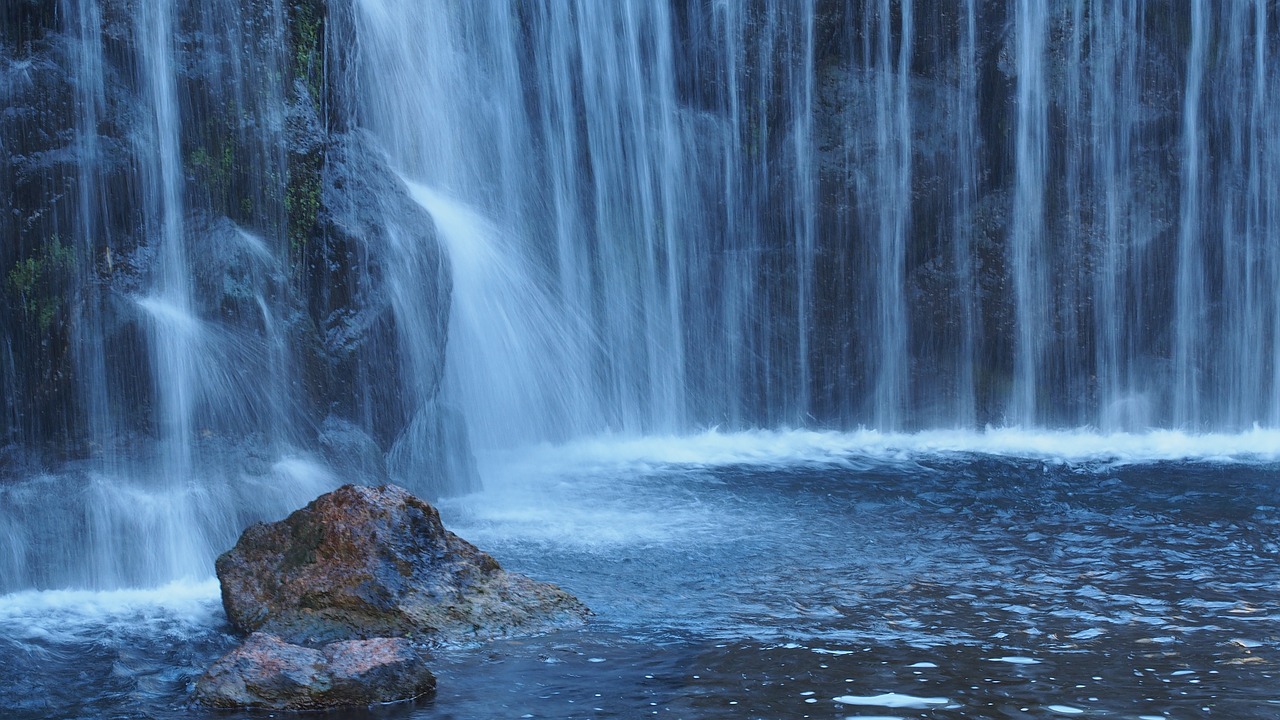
xmin=289 ymin=0 xmax=325 ymax=105
xmin=7 ymin=258 xmax=39 ymax=299
xmin=282 ymin=0 xmax=328 ymax=277
xmin=189 ymin=138 xmax=237 ymax=196
xmin=188 ymin=146 xmax=210 ymax=169
xmin=286 ymin=149 xmax=323 ymax=265
xmin=189 ymin=119 xmax=261 ymax=224
xmin=6 ymin=234 xmax=75 ymax=333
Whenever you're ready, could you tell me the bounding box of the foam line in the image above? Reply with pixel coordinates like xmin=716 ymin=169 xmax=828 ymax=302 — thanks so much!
xmin=497 ymin=427 xmax=1280 ymax=473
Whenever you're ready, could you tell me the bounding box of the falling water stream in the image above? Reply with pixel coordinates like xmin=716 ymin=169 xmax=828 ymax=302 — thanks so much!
xmin=2 ymin=1 xmax=1280 ymax=717
xmin=344 ymin=0 xmax=1280 ymax=435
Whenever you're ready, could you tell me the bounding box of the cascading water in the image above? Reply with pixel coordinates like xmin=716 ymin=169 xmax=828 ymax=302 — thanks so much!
xmin=950 ymin=0 xmax=980 ymax=428
xmin=402 ymin=182 xmax=594 ymax=451
xmin=1011 ymin=0 xmax=1048 ymax=425
xmin=136 ymin=0 xmax=194 ymax=487
xmin=66 ymin=0 xmax=112 ymax=456
xmin=0 ymin=0 xmax=337 ymax=591
xmin=1081 ymin=0 xmax=1143 ymax=431
xmin=2 ymin=0 xmax=1280 ymax=591
xmin=344 ymin=0 xmax=1280 ymax=436
xmin=1175 ymin=0 xmax=1208 ymax=427
xmin=7 ymin=3 xmax=1280 ymax=718
xmin=869 ymin=0 xmax=912 ymax=430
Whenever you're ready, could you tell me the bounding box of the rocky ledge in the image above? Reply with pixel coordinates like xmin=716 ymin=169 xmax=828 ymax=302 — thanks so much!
xmin=195 ymin=483 xmax=589 ymax=710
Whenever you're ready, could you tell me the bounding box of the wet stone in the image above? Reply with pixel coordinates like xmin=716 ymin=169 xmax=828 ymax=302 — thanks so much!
xmin=215 ymin=483 xmax=589 ymax=645
xmin=193 ymin=631 xmax=435 ymax=710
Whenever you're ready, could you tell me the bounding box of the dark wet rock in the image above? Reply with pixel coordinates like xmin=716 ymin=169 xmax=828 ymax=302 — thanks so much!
xmin=0 ymin=0 xmax=468 ymax=487
xmin=216 ymin=484 xmax=589 ymax=645
xmin=193 ymin=631 xmax=435 ymax=710
xmin=189 ymin=215 xmax=283 ymax=325
xmin=308 ymin=131 xmax=448 ymax=441
xmin=318 ymin=415 xmax=390 ymax=482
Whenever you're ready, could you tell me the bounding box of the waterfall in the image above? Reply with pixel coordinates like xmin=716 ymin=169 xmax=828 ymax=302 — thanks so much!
xmin=1175 ymin=0 xmax=1208 ymax=427
xmin=0 ymin=0 xmax=333 ymax=591
xmin=790 ymin=1 xmax=818 ymax=425
xmin=135 ymin=0 xmax=206 ymax=496
xmin=4 ymin=0 xmax=1280 ymax=591
xmin=1266 ymin=4 xmax=1280 ymax=428
xmin=865 ymin=0 xmax=913 ymax=429
xmin=1086 ymin=1 xmax=1141 ymax=431
xmin=341 ymin=0 xmax=1280 ymax=437
xmin=950 ymin=0 xmax=980 ymax=429
xmin=66 ymin=0 xmax=112 ymax=454
xmin=1010 ymin=0 xmax=1048 ymax=425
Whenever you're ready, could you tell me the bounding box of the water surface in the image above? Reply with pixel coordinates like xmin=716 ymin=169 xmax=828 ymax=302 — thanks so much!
xmin=3 ymin=431 xmax=1278 ymax=718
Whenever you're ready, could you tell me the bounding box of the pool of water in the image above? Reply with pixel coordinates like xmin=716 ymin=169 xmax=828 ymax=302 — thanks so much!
xmin=3 ymin=431 xmax=1279 ymax=718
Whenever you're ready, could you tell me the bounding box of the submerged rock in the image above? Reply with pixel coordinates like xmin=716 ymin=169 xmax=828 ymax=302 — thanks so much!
xmin=194 ymin=632 xmax=435 ymax=710
xmin=216 ymin=483 xmax=589 ymax=645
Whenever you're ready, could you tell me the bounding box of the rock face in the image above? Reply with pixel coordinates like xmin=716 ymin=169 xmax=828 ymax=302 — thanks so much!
xmin=0 ymin=0 xmax=473 ymax=500
xmin=216 ymin=484 xmax=589 ymax=645
xmin=194 ymin=632 xmax=435 ymax=710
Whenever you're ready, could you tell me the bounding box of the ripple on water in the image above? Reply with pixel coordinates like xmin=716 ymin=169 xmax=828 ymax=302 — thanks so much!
xmin=988 ymin=656 xmax=1043 ymax=665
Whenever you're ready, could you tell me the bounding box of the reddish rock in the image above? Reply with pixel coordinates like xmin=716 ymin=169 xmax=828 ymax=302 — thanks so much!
xmin=194 ymin=632 xmax=435 ymax=710
xmin=215 ymin=484 xmax=589 ymax=645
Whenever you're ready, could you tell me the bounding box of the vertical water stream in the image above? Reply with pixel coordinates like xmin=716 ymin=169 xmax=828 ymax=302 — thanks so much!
xmin=3 ymin=0 xmax=1280 ymax=592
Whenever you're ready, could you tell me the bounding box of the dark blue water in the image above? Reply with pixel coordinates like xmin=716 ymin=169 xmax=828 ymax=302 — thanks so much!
xmin=3 ymin=437 xmax=1279 ymax=718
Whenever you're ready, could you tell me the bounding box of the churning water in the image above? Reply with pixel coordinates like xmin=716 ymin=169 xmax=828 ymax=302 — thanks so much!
xmin=3 ymin=434 xmax=1280 ymax=717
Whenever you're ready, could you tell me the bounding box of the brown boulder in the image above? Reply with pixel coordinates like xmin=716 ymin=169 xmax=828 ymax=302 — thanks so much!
xmin=194 ymin=632 xmax=435 ymax=710
xmin=215 ymin=483 xmax=589 ymax=645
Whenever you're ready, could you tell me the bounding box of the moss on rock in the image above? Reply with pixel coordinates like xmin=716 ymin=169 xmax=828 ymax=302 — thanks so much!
xmin=5 ymin=234 xmax=74 ymax=333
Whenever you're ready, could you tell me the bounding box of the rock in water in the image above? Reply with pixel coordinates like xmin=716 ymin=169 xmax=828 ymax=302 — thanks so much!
xmin=216 ymin=484 xmax=589 ymax=645
xmin=194 ymin=632 xmax=436 ymax=710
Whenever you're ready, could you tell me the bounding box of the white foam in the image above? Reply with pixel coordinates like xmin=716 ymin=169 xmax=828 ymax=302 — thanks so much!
xmin=989 ymin=656 xmax=1042 ymax=665
xmin=1048 ymin=706 xmax=1085 ymax=715
xmin=0 ymin=579 xmax=221 ymax=644
xmin=494 ymin=426 xmax=1280 ymax=475
xmin=833 ymin=693 xmax=949 ymax=709
xmin=440 ymin=488 xmax=726 ymax=549
xmin=447 ymin=425 xmax=1280 ymax=551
